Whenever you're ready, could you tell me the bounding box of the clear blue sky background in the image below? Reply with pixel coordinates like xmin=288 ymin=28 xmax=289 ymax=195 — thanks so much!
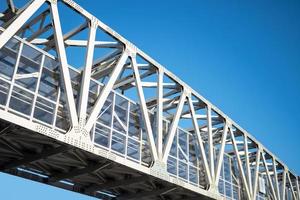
xmin=1 ymin=0 xmax=300 ymax=199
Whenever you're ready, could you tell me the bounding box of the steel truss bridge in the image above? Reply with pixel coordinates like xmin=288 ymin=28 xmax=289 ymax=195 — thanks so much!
xmin=0 ymin=0 xmax=299 ymax=199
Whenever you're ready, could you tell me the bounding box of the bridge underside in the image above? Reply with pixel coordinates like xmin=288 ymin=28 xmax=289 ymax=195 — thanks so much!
xmin=0 ymin=118 xmax=212 ymax=200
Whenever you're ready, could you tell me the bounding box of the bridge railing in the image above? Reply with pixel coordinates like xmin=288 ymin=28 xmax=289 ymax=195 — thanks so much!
xmin=0 ymin=29 xmax=242 ymax=197
xmin=0 ymin=31 xmax=68 ymax=132
xmin=0 ymin=30 xmax=273 ymax=200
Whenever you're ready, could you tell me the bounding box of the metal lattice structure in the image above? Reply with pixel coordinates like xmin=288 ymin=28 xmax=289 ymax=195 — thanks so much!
xmin=0 ymin=0 xmax=299 ymax=199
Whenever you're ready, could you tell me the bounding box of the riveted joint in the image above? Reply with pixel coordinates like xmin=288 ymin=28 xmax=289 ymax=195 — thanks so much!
xmin=186 ymin=89 xmax=193 ymax=99
xmin=90 ymin=16 xmax=98 ymax=29
xmin=78 ymin=117 xmax=86 ymax=129
xmin=258 ymin=146 xmax=264 ymax=152
xmin=125 ymin=41 xmax=137 ymax=57
xmin=183 ymin=87 xmax=190 ymax=97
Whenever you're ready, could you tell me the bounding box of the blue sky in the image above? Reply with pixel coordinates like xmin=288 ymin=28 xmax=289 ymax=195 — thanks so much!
xmin=1 ymin=0 xmax=300 ymax=199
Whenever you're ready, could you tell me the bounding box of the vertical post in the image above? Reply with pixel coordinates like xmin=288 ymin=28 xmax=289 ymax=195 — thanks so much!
xmin=91 ymin=120 xmax=96 ymax=144
xmin=78 ymin=22 xmax=96 ymax=126
xmin=282 ymin=169 xmax=287 ymax=200
xmin=50 ymin=1 xmax=78 ymax=127
xmin=0 ymin=0 xmax=46 ymax=49
xmin=176 ymin=128 xmax=179 ymax=179
xmin=30 ymin=54 xmax=45 ymax=120
xmin=207 ymin=105 xmax=215 ymax=181
xmin=215 ymin=121 xmax=228 ymax=186
xmin=272 ymin=157 xmax=280 ymax=200
xmin=5 ymin=42 xmax=23 ymax=110
xmin=157 ymin=68 xmax=163 ymax=160
xmin=252 ymin=148 xmax=261 ymax=200
xmin=187 ymin=132 xmax=190 ymax=183
xmin=109 ymin=93 xmax=115 ymax=150
xmin=296 ymin=176 xmax=300 ymax=200
xmin=139 ymin=128 xmax=143 ymax=164
xmin=125 ymin=99 xmax=130 ymax=158
xmin=52 ymin=88 xmax=61 ymax=129
xmin=244 ymin=136 xmax=253 ymax=194
xmin=230 ymin=158 xmax=234 ymax=198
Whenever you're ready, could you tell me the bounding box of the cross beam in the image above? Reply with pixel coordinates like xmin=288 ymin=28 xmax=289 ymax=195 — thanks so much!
xmin=0 ymin=145 xmax=71 ymax=171
xmin=87 ymin=175 xmax=150 ymax=193
xmin=48 ymin=162 xmax=111 ymax=183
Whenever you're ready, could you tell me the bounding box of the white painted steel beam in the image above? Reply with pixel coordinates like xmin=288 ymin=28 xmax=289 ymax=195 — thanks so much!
xmin=282 ymin=169 xmax=287 ymax=200
xmin=206 ymin=106 xmax=215 ymax=181
xmin=131 ymin=55 xmax=158 ymax=161
xmin=261 ymin=152 xmax=278 ymax=200
xmin=14 ymin=72 xmax=40 ymax=80
xmin=30 ymin=38 xmax=120 ymax=48
xmin=156 ymin=68 xmax=163 ymax=159
xmin=230 ymin=128 xmax=251 ymax=199
xmin=43 ymin=21 xmax=88 ymax=52
xmin=85 ymin=51 xmax=128 ymax=132
xmin=0 ymin=1 xmax=299 ymax=199
xmin=296 ymin=176 xmax=300 ymax=200
xmin=214 ymin=122 xmax=228 ymax=187
xmin=7 ymin=0 xmax=16 ymax=13
xmin=0 ymin=0 xmax=46 ymax=49
xmin=162 ymin=91 xmax=187 ymax=163
xmin=287 ymin=172 xmax=297 ymax=200
xmin=273 ymin=158 xmax=281 ymax=200
xmin=187 ymin=94 xmax=212 ymax=185
xmin=252 ymin=148 xmax=261 ymax=200
xmin=78 ymin=23 xmax=96 ymax=125
xmin=50 ymin=1 xmax=79 ymax=127
xmin=244 ymin=136 xmax=253 ymax=195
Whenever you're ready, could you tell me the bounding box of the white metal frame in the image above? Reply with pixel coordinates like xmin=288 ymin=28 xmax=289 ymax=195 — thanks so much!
xmin=0 ymin=0 xmax=299 ymax=199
